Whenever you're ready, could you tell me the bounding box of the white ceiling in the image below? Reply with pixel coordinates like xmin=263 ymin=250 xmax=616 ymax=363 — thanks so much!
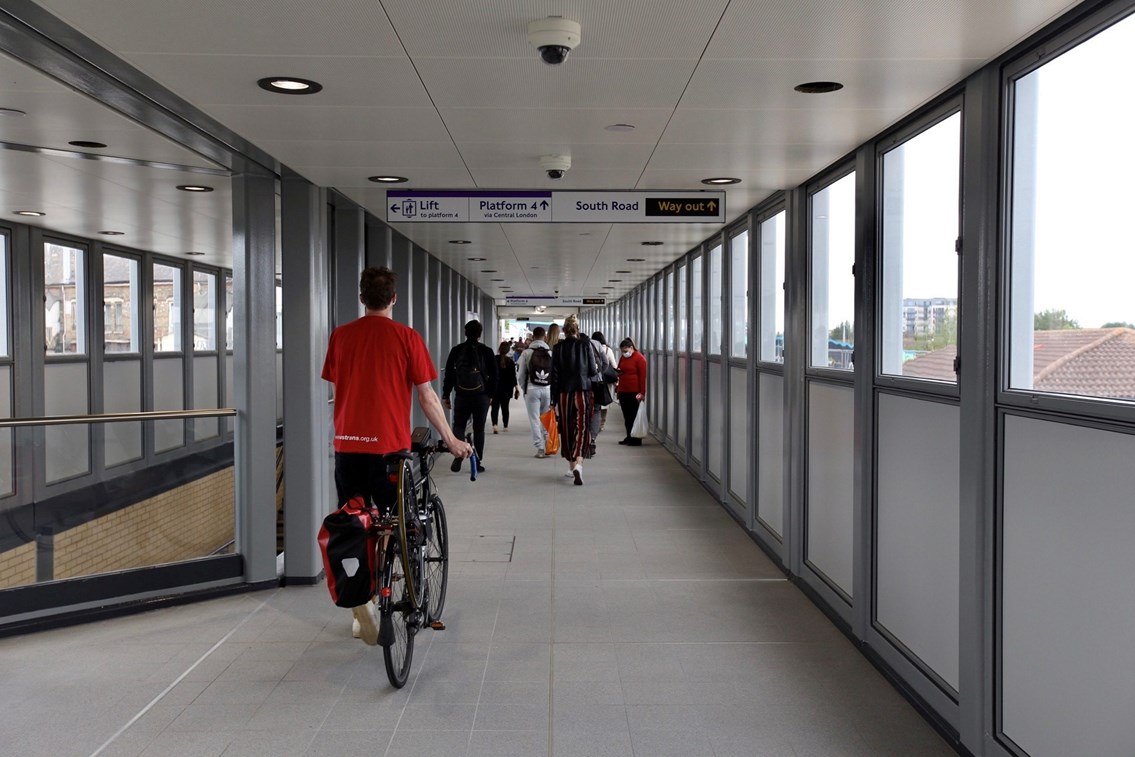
xmin=20 ymin=0 xmax=1087 ymax=298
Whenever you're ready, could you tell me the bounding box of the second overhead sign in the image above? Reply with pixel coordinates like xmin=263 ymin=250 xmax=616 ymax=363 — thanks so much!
xmin=387 ymin=190 xmax=725 ymax=224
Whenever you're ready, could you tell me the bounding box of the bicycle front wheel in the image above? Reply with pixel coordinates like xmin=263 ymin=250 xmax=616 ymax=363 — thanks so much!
xmin=425 ymin=495 xmax=449 ymax=623
xmin=396 ymin=459 xmax=426 ymax=611
xmin=380 ymin=538 xmax=415 ymax=688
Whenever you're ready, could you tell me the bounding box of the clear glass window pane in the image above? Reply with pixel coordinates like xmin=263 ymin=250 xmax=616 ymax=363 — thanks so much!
xmin=103 ymin=254 xmax=139 ymax=353
xmin=193 ymin=270 xmax=217 ymax=351
xmin=0 ymin=233 xmax=8 ymax=357
xmin=44 ymin=242 xmax=86 ymax=355
xmin=760 ymin=211 xmax=787 ymax=363
xmin=275 ymin=280 xmax=283 ymax=350
xmin=153 ymin=263 xmax=182 ymax=352
xmin=810 ymin=173 xmax=856 ymax=370
xmin=709 ymin=244 xmax=723 ymax=355
xmin=678 ymin=264 xmax=688 ymax=352
xmin=881 ymin=113 xmax=961 ymax=381
xmin=665 ymin=271 xmax=675 ymax=352
xmin=691 ymin=256 xmax=703 ymax=353
xmin=730 ymin=231 xmax=749 ymax=358
xmin=1009 ymin=16 xmax=1135 ymax=402
xmin=224 ymin=273 xmax=234 ymax=351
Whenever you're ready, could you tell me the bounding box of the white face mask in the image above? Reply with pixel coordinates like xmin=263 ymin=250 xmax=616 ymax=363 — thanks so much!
xmin=622 ymin=350 xmax=632 ymax=358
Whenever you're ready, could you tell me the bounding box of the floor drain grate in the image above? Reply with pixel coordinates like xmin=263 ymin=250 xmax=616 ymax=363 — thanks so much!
xmin=458 ymin=534 xmax=516 ymax=563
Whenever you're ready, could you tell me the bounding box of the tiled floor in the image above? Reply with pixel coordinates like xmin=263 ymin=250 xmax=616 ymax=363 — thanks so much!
xmin=0 ymin=405 xmax=957 ymax=756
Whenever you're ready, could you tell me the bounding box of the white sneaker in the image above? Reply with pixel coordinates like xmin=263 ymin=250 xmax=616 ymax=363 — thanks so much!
xmin=573 ymin=465 xmax=584 ymax=486
xmin=351 ymin=601 xmax=379 ymax=646
xmin=351 ymin=616 xmax=361 ymax=638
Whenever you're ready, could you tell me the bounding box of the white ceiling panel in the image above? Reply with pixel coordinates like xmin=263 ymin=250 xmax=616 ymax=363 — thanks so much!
xmin=203 ymin=105 xmax=453 ymax=143
xmin=467 ymin=168 xmax=646 ymax=190
xmin=381 ymin=0 xmax=728 ymax=60
xmin=703 ymin=0 xmax=1083 ymax=61
xmin=121 ymin=54 xmax=432 ymax=108
xmin=661 ymin=106 xmax=908 ymax=147
xmin=648 ymin=142 xmax=848 ymax=171
xmin=460 ymin=142 xmax=655 ymax=171
xmin=256 ymin=140 xmax=466 ymax=170
xmin=681 ymin=58 xmax=978 ymax=110
xmin=36 ymin=0 xmax=404 ymax=56
xmin=413 ymin=58 xmax=697 ymax=109
xmin=441 ymin=107 xmax=672 ymax=145
xmin=302 ymin=167 xmax=475 ymax=190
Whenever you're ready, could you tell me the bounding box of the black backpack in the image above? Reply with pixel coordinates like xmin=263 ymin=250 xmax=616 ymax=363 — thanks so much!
xmin=454 ymin=342 xmax=486 ymax=395
xmin=528 ymin=346 xmax=552 ymax=386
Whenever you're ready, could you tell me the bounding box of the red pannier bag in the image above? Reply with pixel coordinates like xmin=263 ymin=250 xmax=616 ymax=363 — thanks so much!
xmin=317 ymin=496 xmax=378 ymax=608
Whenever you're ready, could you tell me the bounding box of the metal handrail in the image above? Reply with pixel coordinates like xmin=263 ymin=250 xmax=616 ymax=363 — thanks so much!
xmin=0 ymin=408 xmax=237 ymax=428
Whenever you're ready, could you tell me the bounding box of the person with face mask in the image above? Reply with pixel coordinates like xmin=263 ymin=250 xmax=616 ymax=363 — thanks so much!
xmin=615 ymin=338 xmax=647 ymax=446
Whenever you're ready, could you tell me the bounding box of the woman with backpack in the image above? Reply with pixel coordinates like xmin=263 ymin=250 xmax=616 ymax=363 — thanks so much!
xmin=518 ymin=326 xmax=554 ymax=457
xmin=590 ymin=332 xmax=619 ymax=432
xmin=491 ymin=341 xmax=519 ymax=433
xmin=550 ymin=315 xmax=597 ymax=485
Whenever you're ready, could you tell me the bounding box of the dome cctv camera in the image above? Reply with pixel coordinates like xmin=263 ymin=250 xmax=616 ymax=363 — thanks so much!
xmin=540 ymin=154 xmax=571 ymax=180
xmin=528 ymin=17 xmax=581 ymax=66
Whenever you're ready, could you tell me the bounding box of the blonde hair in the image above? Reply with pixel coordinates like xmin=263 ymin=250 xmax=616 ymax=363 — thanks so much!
xmin=563 ymin=314 xmax=581 ymax=336
xmin=546 ymin=322 xmax=561 ymax=347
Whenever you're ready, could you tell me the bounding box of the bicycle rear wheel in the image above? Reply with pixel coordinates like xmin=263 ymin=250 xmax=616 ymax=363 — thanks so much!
xmin=424 ymin=495 xmax=449 ymax=623
xmin=380 ymin=538 xmax=415 ymax=688
xmin=396 ymin=459 xmax=426 ymax=611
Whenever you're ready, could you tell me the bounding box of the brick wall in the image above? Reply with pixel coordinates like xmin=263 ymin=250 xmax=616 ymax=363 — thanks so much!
xmin=0 ymin=541 xmax=35 ymax=589
xmin=51 ymin=467 xmax=235 ymax=580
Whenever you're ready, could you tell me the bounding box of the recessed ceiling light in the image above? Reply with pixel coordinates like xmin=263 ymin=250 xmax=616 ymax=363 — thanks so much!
xmin=491 ymin=278 xmax=505 ymax=282
xmin=257 ymin=77 xmax=323 ymax=95
xmin=626 ymin=257 xmax=646 ymax=262
xmin=98 ymin=230 xmax=124 ymax=235
xmin=794 ymin=81 xmax=844 ymax=94
xmin=14 ymin=210 xmax=44 ymax=216
xmin=369 ymin=175 xmax=408 ymax=183
xmin=604 ymin=123 xmax=636 ymax=132
xmin=467 ymin=256 xmax=486 ymax=261
xmin=615 ymin=270 xmax=631 ymax=273
xmin=177 ymin=184 xmax=214 ymax=192
xmin=69 ymin=140 xmax=108 ymax=149
xmin=608 ymin=279 xmax=622 ymax=282
xmin=480 ymin=269 xmax=498 ymax=273
xmin=0 ymin=108 xmax=26 ymax=117
xmin=186 ymin=251 xmax=206 ymax=256
xmin=640 ymin=241 xmax=663 ymax=246
xmin=449 ymin=240 xmax=471 ymax=245
xmin=701 ymin=177 xmax=741 ymax=185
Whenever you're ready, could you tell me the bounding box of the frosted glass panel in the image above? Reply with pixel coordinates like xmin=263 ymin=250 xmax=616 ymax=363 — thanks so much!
xmin=707 ymin=361 xmax=723 ymax=481
xmin=676 ymin=355 xmax=688 ymax=451
xmin=1002 ymin=416 xmax=1135 ymax=757
xmin=757 ymin=373 xmax=785 ymax=537
xmin=0 ymin=365 xmax=11 ymax=497
xmin=153 ymin=357 xmax=184 ymax=453
xmin=103 ymin=359 xmax=142 ymax=467
xmin=276 ymin=352 xmax=284 ymax=422
xmin=666 ymin=355 xmax=675 ymax=438
xmin=44 ymin=361 xmax=89 ymax=482
xmin=806 ymin=382 xmax=854 ymax=597
xmin=225 ymin=354 xmax=234 ymax=433
xmin=876 ymin=393 xmax=959 ymax=690
xmin=691 ymin=358 xmax=704 ymax=463
xmin=728 ymin=366 xmax=748 ymax=505
xmin=193 ymin=355 xmax=220 ymax=441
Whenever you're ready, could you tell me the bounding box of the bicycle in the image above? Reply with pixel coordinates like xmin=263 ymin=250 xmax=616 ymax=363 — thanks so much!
xmin=372 ymin=426 xmax=450 ymax=688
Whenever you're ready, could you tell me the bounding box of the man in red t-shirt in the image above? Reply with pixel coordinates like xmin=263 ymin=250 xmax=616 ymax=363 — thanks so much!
xmin=322 ymin=266 xmax=472 ymax=509
xmin=322 ymin=267 xmax=471 ymax=645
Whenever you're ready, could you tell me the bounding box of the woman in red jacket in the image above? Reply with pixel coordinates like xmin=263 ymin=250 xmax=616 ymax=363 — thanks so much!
xmin=615 ymin=338 xmax=647 ymax=446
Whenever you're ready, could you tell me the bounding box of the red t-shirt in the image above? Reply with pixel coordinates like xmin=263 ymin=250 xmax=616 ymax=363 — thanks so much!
xmin=321 ymin=315 xmax=437 ymax=454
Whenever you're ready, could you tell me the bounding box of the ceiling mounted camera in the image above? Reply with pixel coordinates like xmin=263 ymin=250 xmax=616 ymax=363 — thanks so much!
xmin=540 ymin=154 xmax=571 ymax=180
xmin=528 ymin=17 xmax=581 ymax=65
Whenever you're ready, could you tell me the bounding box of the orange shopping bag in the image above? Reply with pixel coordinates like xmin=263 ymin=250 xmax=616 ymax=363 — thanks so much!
xmin=540 ymin=408 xmax=560 ymax=456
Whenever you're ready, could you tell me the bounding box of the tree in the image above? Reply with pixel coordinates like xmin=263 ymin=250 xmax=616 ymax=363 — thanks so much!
xmin=828 ymin=320 xmax=853 ymax=343
xmin=1102 ymin=321 xmax=1135 ymax=329
xmin=1034 ymin=309 xmax=1079 ymax=330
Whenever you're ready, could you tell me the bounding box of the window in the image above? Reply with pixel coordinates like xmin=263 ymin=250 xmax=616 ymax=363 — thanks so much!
xmin=193 ymin=270 xmax=217 ymax=351
xmin=153 ymin=263 xmax=182 ymax=352
xmin=665 ymin=270 xmax=675 ymax=351
xmin=224 ymin=273 xmax=234 ymax=350
xmin=691 ymin=255 xmax=703 ymax=353
xmin=275 ymin=279 xmax=283 ymax=349
xmin=1008 ymin=15 xmax=1135 ymax=403
xmin=810 ymin=172 xmax=856 ymax=370
xmin=0 ymin=233 xmax=8 ymax=357
xmin=880 ymin=112 xmax=961 ymax=382
xmin=759 ymin=211 xmax=787 ymax=363
xmin=677 ymin=263 xmax=688 ymax=352
xmin=708 ymin=243 xmax=723 ymax=355
xmin=730 ymin=230 xmax=749 ymax=358
xmin=103 ymin=254 xmax=139 ymax=353
xmin=44 ymin=242 xmax=86 ymax=355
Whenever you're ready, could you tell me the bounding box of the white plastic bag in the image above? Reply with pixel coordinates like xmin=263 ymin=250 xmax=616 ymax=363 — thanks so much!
xmin=630 ymin=402 xmax=648 ymax=439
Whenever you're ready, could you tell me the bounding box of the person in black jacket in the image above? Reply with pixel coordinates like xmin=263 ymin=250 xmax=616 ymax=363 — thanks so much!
xmin=491 ymin=340 xmax=520 ymax=433
xmin=550 ymin=314 xmax=597 ymax=485
xmin=442 ymin=320 xmax=498 ymax=473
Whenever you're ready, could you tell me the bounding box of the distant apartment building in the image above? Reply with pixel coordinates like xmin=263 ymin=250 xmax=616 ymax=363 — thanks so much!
xmin=902 ymin=297 xmax=958 ymax=337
